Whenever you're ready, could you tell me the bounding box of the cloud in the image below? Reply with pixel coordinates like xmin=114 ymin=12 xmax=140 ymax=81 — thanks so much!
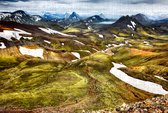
xmin=0 ymin=0 xmax=167 ymax=19
xmin=0 ymin=0 xmax=29 ymax=2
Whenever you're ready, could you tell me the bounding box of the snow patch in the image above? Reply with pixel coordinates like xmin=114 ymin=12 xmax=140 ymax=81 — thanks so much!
xmin=71 ymin=52 xmax=80 ymax=59
xmin=98 ymin=34 xmax=104 ymax=38
xmin=0 ymin=13 xmax=11 ymax=20
xmin=44 ymin=40 xmax=51 ymax=44
xmin=155 ymin=76 xmax=168 ymax=82
xmin=74 ymin=40 xmax=85 ymax=45
xmin=131 ymin=21 xmax=136 ymax=28
xmin=39 ymin=27 xmax=76 ymax=37
xmin=80 ymin=50 xmax=91 ymax=53
xmin=14 ymin=28 xmax=31 ymax=35
xmin=19 ymin=46 xmax=44 ymax=59
xmin=88 ymin=26 xmax=92 ymax=30
xmin=127 ymin=25 xmax=134 ymax=30
xmin=106 ymin=44 xmax=112 ymax=48
xmin=0 ymin=42 xmax=6 ymax=49
xmin=112 ymin=34 xmax=118 ymax=37
xmin=125 ymin=41 xmax=128 ymax=44
xmin=110 ymin=62 xmax=168 ymax=95
xmin=112 ymin=43 xmax=125 ymax=47
xmin=61 ymin=43 xmax=64 ymax=46
xmin=0 ymin=29 xmax=31 ymax=41
xmin=23 ymin=37 xmax=33 ymax=40
xmin=144 ymin=41 xmax=151 ymax=46
xmin=93 ymin=48 xmax=98 ymax=51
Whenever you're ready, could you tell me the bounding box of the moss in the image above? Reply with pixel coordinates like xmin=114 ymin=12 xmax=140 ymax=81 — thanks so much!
xmin=0 ymin=56 xmax=20 ymax=69
xmin=63 ymin=27 xmax=80 ymax=33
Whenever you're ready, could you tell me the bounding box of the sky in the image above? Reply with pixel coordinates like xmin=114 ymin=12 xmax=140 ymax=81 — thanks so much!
xmin=0 ymin=0 xmax=168 ymax=19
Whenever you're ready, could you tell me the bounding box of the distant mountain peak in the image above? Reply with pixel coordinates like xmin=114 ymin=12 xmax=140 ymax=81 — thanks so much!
xmin=99 ymin=13 xmax=106 ymax=19
xmin=0 ymin=10 xmax=43 ymax=24
xmin=13 ymin=10 xmax=27 ymax=14
xmin=132 ymin=13 xmax=152 ymax=25
xmin=112 ymin=15 xmax=142 ymax=30
xmin=68 ymin=12 xmax=81 ymax=21
xmin=86 ymin=15 xmax=106 ymax=23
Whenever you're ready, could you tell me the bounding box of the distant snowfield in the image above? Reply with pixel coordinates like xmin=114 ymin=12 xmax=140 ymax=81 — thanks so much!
xmin=97 ymin=21 xmax=115 ymax=25
xmin=71 ymin=52 xmax=80 ymax=59
xmin=19 ymin=46 xmax=44 ymax=59
xmin=110 ymin=62 xmax=168 ymax=95
xmin=39 ymin=27 xmax=76 ymax=37
xmin=0 ymin=28 xmax=31 ymax=41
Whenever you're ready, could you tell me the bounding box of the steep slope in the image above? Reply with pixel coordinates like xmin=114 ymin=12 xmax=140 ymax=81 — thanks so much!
xmin=0 ymin=10 xmax=43 ymax=25
xmin=132 ymin=13 xmax=153 ymax=25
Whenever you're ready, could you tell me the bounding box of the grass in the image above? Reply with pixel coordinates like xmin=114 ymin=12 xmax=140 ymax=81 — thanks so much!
xmin=0 ymin=52 xmax=154 ymax=112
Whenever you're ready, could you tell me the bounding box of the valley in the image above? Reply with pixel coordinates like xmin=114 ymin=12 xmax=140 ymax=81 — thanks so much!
xmin=0 ymin=10 xmax=168 ymax=113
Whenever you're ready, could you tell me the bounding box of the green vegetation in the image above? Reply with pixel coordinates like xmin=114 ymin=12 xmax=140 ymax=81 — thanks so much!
xmin=0 ymin=52 xmax=153 ymax=112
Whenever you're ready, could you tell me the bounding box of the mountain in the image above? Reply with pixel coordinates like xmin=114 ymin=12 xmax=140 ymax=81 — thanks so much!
xmin=157 ymin=18 xmax=168 ymax=24
xmin=85 ymin=15 xmax=108 ymax=23
xmin=67 ymin=12 xmax=81 ymax=21
xmin=0 ymin=10 xmax=43 ymax=24
xmin=31 ymin=15 xmax=43 ymax=22
xmin=43 ymin=12 xmax=81 ymax=22
xmin=43 ymin=12 xmax=68 ymax=20
xmin=112 ymin=15 xmax=142 ymax=30
xmin=132 ymin=13 xmax=153 ymax=25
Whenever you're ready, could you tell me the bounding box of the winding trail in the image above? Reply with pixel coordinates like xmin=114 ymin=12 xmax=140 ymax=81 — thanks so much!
xmin=110 ymin=62 xmax=168 ymax=95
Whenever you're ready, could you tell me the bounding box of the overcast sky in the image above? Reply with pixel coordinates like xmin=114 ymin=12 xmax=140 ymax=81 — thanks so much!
xmin=0 ymin=0 xmax=168 ymax=19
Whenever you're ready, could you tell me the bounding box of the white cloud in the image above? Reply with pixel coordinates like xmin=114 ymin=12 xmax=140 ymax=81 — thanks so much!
xmin=0 ymin=0 xmax=167 ymax=18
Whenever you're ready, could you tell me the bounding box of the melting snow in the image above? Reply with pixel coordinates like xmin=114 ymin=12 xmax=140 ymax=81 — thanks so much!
xmin=110 ymin=62 xmax=168 ymax=95
xmin=14 ymin=28 xmax=31 ymax=35
xmin=0 ymin=29 xmax=31 ymax=41
xmin=93 ymin=48 xmax=98 ymax=51
xmin=80 ymin=50 xmax=91 ymax=53
xmin=39 ymin=27 xmax=76 ymax=37
xmin=113 ymin=34 xmax=117 ymax=37
xmin=19 ymin=46 xmax=44 ymax=59
xmin=98 ymin=34 xmax=104 ymax=38
xmin=131 ymin=21 xmax=136 ymax=28
xmin=106 ymin=44 xmax=112 ymax=48
xmin=129 ymin=44 xmax=133 ymax=47
xmin=71 ymin=52 xmax=80 ymax=59
xmin=125 ymin=41 xmax=128 ymax=44
xmin=61 ymin=43 xmax=64 ymax=46
xmin=74 ymin=40 xmax=85 ymax=45
xmin=0 ymin=13 xmax=11 ymax=20
xmin=155 ymin=76 xmax=168 ymax=82
xmin=131 ymin=34 xmax=134 ymax=37
xmin=44 ymin=40 xmax=51 ymax=44
xmin=88 ymin=26 xmax=92 ymax=30
xmin=127 ymin=25 xmax=134 ymax=30
xmin=112 ymin=43 xmax=125 ymax=47
xmin=144 ymin=41 xmax=151 ymax=46
xmin=23 ymin=37 xmax=33 ymax=40
xmin=0 ymin=42 xmax=6 ymax=49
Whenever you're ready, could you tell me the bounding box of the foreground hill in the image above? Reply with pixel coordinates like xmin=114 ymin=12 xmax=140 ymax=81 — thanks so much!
xmin=0 ymin=16 xmax=167 ymax=112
